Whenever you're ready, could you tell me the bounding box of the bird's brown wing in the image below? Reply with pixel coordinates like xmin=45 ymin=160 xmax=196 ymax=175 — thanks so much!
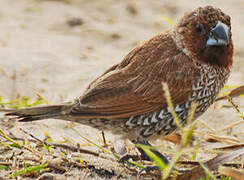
xmin=71 ymin=34 xmax=200 ymax=118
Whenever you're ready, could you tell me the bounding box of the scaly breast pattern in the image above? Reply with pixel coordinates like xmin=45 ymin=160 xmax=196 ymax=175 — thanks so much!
xmin=124 ymin=62 xmax=230 ymax=139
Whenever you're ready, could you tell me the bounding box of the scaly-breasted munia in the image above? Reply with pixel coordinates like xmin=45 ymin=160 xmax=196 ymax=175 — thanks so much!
xmin=2 ymin=6 xmax=233 ymax=143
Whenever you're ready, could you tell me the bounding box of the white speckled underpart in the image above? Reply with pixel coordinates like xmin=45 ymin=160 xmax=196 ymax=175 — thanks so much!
xmin=87 ymin=62 xmax=230 ymax=140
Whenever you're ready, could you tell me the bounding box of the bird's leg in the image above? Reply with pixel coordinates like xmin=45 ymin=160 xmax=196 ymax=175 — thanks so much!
xmin=118 ymin=138 xmax=169 ymax=168
xmin=136 ymin=140 xmax=170 ymax=163
xmin=137 ymin=139 xmax=171 ymax=173
xmin=134 ymin=140 xmax=189 ymax=174
xmin=118 ymin=138 xmax=145 ymax=162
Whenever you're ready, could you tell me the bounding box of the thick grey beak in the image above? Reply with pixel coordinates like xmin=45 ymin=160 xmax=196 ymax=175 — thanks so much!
xmin=206 ymin=21 xmax=230 ymax=47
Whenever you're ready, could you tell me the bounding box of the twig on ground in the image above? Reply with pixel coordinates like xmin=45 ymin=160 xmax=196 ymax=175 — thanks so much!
xmin=0 ymin=128 xmax=41 ymax=158
xmin=176 ymin=147 xmax=244 ymax=180
xmin=101 ymin=131 xmax=108 ymax=147
xmin=8 ymin=135 xmax=99 ymax=156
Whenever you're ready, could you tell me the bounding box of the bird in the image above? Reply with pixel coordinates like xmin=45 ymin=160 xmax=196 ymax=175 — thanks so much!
xmin=1 ymin=6 xmax=233 ymax=156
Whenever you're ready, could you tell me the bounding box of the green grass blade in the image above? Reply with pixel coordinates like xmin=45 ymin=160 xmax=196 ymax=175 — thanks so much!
xmin=137 ymin=144 xmax=167 ymax=171
xmin=9 ymin=163 xmax=48 ymax=178
xmin=162 ymin=82 xmax=183 ymax=129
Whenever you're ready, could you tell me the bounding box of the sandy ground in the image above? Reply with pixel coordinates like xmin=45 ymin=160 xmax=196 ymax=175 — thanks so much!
xmin=0 ymin=0 xmax=243 ymax=179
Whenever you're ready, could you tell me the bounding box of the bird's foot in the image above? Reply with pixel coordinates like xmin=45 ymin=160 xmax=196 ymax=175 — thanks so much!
xmin=118 ymin=139 xmax=170 ymax=172
xmin=139 ymin=165 xmax=160 ymax=174
xmin=118 ymin=153 xmax=141 ymax=163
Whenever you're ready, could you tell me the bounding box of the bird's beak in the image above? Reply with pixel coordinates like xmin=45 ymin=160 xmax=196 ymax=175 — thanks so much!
xmin=206 ymin=21 xmax=230 ymax=47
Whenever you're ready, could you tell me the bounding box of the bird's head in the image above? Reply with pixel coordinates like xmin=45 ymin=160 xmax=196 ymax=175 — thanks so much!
xmin=173 ymin=6 xmax=233 ymax=68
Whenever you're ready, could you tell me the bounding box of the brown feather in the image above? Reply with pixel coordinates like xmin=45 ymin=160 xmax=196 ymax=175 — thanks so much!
xmin=1 ymin=6 xmax=233 ymax=141
xmin=70 ymin=34 xmax=201 ymax=118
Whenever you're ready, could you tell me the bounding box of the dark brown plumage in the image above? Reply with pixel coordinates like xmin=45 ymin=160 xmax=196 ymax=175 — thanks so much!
xmin=2 ymin=6 xmax=233 ymax=141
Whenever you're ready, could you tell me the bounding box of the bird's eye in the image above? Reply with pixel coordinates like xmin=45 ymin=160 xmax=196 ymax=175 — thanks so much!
xmin=195 ymin=23 xmax=206 ymax=35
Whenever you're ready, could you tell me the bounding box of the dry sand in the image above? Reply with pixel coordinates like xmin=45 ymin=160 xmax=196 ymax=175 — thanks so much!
xmin=0 ymin=0 xmax=243 ymax=179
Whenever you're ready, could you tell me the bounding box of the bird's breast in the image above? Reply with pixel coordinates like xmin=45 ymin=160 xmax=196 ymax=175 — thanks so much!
xmin=122 ymin=62 xmax=230 ymax=140
xmin=189 ymin=62 xmax=230 ymax=116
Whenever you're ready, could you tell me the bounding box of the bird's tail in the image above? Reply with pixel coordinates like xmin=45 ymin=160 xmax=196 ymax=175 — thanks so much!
xmin=0 ymin=104 xmax=72 ymax=122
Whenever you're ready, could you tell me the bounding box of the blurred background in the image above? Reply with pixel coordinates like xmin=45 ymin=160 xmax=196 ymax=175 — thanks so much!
xmin=0 ymin=0 xmax=243 ymax=178
xmin=0 ymin=0 xmax=243 ymax=102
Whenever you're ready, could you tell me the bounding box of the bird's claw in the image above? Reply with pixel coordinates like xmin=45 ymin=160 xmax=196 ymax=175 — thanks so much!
xmin=118 ymin=154 xmax=140 ymax=163
xmin=139 ymin=165 xmax=160 ymax=174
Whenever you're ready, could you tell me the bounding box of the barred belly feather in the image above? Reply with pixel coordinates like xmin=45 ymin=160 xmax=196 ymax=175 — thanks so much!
xmin=86 ymin=62 xmax=230 ymax=140
xmin=2 ymin=6 xmax=233 ymax=143
xmin=123 ymin=62 xmax=229 ymax=139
